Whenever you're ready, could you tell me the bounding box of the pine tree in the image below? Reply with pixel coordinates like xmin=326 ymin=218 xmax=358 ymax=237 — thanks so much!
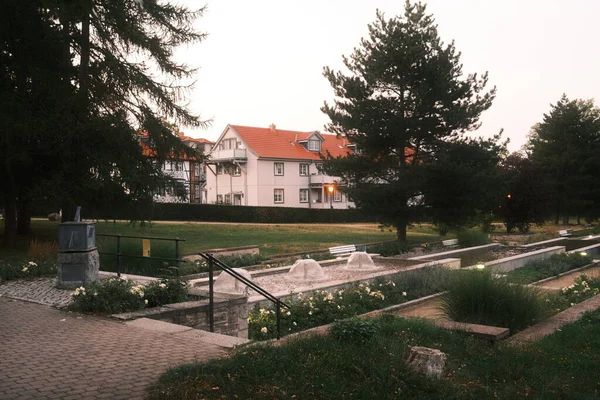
xmin=321 ymin=1 xmax=498 ymax=241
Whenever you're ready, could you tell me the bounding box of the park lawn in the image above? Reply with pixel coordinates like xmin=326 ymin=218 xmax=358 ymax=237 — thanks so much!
xmin=147 ymin=311 xmax=600 ymax=400
xmin=0 ymin=219 xmax=442 ymax=258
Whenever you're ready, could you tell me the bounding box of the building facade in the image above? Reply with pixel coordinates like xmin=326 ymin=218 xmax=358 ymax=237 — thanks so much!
xmin=139 ymin=133 xmax=213 ymax=204
xmin=206 ymin=124 xmax=354 ymax=209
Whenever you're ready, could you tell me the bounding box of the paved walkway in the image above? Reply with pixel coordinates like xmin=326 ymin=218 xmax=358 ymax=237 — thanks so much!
xmin=0 ymin=297 xmax=227 ymax=399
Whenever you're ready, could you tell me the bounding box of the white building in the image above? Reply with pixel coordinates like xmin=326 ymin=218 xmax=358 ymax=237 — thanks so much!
xmin=140 ymin=134 xmax=214 ymax=204
xmin=206 ymin=124 xmax=354 ymax=209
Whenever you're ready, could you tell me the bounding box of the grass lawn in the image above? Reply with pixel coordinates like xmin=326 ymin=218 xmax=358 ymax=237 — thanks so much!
xmin=147 ymin=311 xmax=600 ymax=399
xmin=0 ymin=219 xmax=442 ymax=258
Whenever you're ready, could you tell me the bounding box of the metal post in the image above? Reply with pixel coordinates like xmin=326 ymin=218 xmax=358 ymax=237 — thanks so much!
xmin=175 ymin=238 xmax=179 ymax=271
xmin=208 ymin=258 xmax=214 ymax=333
xmin=117 ymin=235 xmax=122 ymax=277
xmin=276 ymin=301 xmax=281 ymax=340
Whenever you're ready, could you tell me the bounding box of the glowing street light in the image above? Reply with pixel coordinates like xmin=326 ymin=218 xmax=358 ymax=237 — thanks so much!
xmin=328 ymin=185 xmax=334 ymax=210
xmin=475 ymin=263 xmax=486 ymax=270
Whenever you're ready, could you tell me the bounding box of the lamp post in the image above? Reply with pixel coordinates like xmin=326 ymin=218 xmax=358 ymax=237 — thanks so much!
xmin=328 ymin=185 xmax=334 ymax=222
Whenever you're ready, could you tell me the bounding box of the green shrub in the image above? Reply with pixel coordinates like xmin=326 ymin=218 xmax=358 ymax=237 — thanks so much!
xmin=144 ymin=278 xmax=189 ymax=307
xmin=216 ymin=254 xmax=263 ymax=269
xmin=440 ymin=269 xmax=544 ymax=333
xmin=248 ymin=266 xmax=455 ymax=340
xmin=70 ymin=277 xmax=147 ymax=314
xmin=330 ymin=317 xmax=380 ymax=344
xmin=506 ymin=253 xmax=593 ymax=284
xmin=367 ymin=241 xmax=408 ymax=256
xmin=0 ymin=258 xmax=57 ymax=281
xmin=456 ymin=230 xmax=489 ymax=248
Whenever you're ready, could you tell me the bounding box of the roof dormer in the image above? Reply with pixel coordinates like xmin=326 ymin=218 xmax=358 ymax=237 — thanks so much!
xmin=298 ymin=131 xmax=324 ymax=152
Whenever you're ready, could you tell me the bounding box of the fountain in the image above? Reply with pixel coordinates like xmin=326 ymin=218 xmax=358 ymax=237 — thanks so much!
xmin=345 ymin=252 xmax=380 ymax=271
xmin=287 ymin=259 xmax=329 ymax=282
xmin=213 ymin=268 xmax=253 ymax=294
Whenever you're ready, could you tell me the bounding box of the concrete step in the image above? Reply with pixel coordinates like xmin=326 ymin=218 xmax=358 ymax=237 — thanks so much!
xmin=125 ymin=318 xmax=251 ymax=348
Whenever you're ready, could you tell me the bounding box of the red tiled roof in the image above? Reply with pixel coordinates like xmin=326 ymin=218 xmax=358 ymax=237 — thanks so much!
xmin=181 ymin=135 xmax=214 ymax=144
xmin=139 ymin=142 xmax=199 ymax=161
xmin=229 ymin=125 xmax=353 ymax=160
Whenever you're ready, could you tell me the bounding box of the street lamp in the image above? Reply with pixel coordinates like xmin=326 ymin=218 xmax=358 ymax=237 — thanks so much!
xmin=328 ymin=185 xmax=334 ymax=210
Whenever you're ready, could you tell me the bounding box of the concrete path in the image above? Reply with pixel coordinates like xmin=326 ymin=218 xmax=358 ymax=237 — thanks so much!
xmin=0 ymin=297 xmax=227 ymax=399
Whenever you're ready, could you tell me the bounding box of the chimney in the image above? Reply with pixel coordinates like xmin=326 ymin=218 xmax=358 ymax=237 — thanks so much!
xmin=269 ymin=123 xmax=276 ymax=133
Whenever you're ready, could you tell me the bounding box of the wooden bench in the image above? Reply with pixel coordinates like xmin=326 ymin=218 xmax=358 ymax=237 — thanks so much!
xmin=329 ymin=244 xmax=357 ymax=258
xmin=442 ymin=239 xmax=459 ymax=247
xmin=559 ymin=230 xmax=573 ymax=237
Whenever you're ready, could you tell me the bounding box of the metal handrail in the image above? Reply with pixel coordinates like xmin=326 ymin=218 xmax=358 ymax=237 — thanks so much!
xmin=198 ymin=252 xmax=290 ymax=339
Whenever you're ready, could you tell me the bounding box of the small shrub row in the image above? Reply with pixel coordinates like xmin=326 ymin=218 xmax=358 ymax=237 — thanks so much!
xmin=456 ymin=229 xmax=489 ymax=248
xmin=366 ymin=241 xmax=409 ymax=256
xmin=69 ymin=277 xmax=189 ymax=314
xmin=248 ymin=266 xmax=454 ymax=340
xmin=0 ymin=259 xmax=57 ymax=281
xmin=505 ymin=252 xmax=592 ymax=284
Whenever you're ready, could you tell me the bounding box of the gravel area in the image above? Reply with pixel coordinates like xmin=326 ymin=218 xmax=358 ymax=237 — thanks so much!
xmin=248 ymin=263 xmax=401 ymax=295
xmin=0 ymin=278 xmax=74 ymax=308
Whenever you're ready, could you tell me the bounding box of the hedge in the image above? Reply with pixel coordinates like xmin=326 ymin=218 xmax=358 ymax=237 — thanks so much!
xmin=34 ymin=202 xmax=376 ymax=224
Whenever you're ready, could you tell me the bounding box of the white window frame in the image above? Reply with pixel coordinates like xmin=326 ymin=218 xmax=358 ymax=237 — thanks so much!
xmin=308 ymin=140 xmax=320 ymax=151
xmin=299 ymin=163 xmax=309 ymax=176
xmin=194 ymin=165 xmax=200 ymax=176
xmin=334 ymin=190 xmax=342 ymax=202
xmin=299 ymin=189 xmax=309 ymax=203
xmin=224 ymin=194 xmax=231 ymax=204
xmin=274 ymin=162 xmax=284 ymax=176
xmin=216 ymin=194 xmax=223 ymax=204
xmin=194 ymin=185 xmax=200 ymax=199
xmin=274 ymin=189 xmax=284 ymax=204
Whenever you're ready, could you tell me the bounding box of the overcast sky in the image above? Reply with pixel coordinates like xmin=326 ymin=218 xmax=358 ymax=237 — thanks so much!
xmin=174 ymin=0 xmax=598 ymax=151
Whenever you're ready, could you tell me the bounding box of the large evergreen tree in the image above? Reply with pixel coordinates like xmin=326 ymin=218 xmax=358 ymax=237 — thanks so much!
xmin=526 ymin=95 xmax=600 ymax=224
xmin=1 ymin=0 xmax=207 ymax=244
xmin=321 ymin=1 xmax=498 ymax=240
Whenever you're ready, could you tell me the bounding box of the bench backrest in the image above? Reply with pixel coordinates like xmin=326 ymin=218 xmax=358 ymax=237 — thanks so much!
xmin=442 ymin=239 xmax=459 ymax=246
xmin=329 ymin=244 xmax=357 ymax=256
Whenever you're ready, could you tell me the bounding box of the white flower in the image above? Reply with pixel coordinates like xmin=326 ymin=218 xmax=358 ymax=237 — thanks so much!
xmin=308 ymin=311 xmax=313 ymax=315
xmin=159 ymin=283 xmax=167 ymax=289
xmin=293 ymin=321 xmax=297 ymax=326
xmin=402 ymin=292 xmax=407 ymax=297
xmin=93 ymin=291 xmax=98 ymax=296
xmin=286 ymin=311 xmax=291 ymax=316
xmin=144 ymin=299 xmax=148 ymax=305
xmin=22 ymin=267 xmax=28 ymax=272
xmin=28 ymin=261 xmax=37 ymax=267
xmin=260 ymin=327 xmax=268 ymax=334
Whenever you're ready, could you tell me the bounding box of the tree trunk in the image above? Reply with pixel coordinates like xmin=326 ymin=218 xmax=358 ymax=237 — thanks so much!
xmin=396 ymin=223 xmax=407 ymax=242
xmin=562 ymin=215 xmax=569 ymax=225
xmin=16 ymin=196 xmax=32 ymax=235
xmin=3 ymin=192 xmax=17 ymax=246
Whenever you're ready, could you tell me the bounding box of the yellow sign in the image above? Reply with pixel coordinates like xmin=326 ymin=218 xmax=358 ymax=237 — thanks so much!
xmin=142 ymin=239 xmax=151 ymax=257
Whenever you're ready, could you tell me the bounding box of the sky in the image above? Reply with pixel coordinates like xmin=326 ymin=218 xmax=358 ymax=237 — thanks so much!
xmin=174 ymin=0 xmax=599 ymax=152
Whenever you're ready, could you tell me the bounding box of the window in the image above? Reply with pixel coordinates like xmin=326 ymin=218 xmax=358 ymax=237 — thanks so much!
xmin=219 ymin=142 xmax=225 ymax=151
xmin=274 ymin=189 xmax=284 ymax=203
xmin=274 ymin=162 xmax=284 ymax=176
xmin=334 ymin=190 xmax=342 ymax=202
xmin=316 ymin=163 xmax=323 ymax=175
xmin=217 ymin=194 xmax=223 ymax=204
xmin=165 ymin=162 xmax=172 ymax=171
xmin=194 ymin=165 xmax=200 ymax=176
xmin=233 ymin=165 xmax=241 ymax=176
xmin=234 ymin=194 xmax=242 ymax=205
xmin=299 ymin=189 xmax=309 ymax=203
xmin=175 ymin=162 xmax=183 ymax=171
xmin=194 ymin=185 xmax=200 ymax=199
xmin=299 ymin=163 xmax=309 ymax=176
xmin=157 ymin=185 xmax=166 ymax=196
xmin=217 ymin=164 xmax=223 ymax=175
xmin=308 ymin=140 xmax=320 ymax=152
xmin=224 ymin=194 xmax=231 ymax=204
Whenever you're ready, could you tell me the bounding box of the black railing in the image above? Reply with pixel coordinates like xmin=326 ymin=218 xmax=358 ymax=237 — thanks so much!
xmin=97 ymin=234 xmax=186 ymax=277
xmin=198 ymin=252 xmax=290 ymax=340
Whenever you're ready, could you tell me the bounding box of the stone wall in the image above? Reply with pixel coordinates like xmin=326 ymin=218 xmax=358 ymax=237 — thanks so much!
xmin=117 ymin=295 xmax=249 ymax=338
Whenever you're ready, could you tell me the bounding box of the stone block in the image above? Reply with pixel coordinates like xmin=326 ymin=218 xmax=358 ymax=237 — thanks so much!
xmin=57 ymin=250 xmax=99 ymax=288
xmin=405 ymin=346 xmax=446 ymax=379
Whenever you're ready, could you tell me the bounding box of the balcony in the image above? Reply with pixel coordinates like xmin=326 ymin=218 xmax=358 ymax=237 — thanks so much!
xmin=209 ymin=149 xmax=247 ymax=163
